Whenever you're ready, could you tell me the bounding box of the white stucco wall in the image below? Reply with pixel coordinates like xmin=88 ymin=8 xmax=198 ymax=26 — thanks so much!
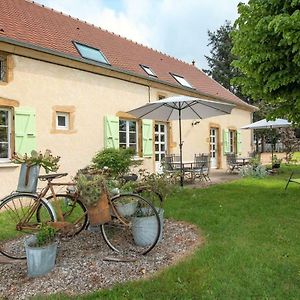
xmin=0 ymin=55 xmax=252 ymax=197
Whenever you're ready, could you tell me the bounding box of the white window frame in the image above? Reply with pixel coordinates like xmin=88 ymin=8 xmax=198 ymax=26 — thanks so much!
xmin=119 ymin=119 xmax=138 ymax=152
xmin=0 ymin=58 xmax=5 ymax=81
xmin=170 ymin=73 xmax=193 ymax=88
xmin=229 ymin=130 xmax=237 ymax=153
xmin=0 ymin=108 xmax=11 ymax=162
xmin=56 ymin=112 xmax=69 ymax=130
xmin=140 ymin=64 xmax=157 ymax=77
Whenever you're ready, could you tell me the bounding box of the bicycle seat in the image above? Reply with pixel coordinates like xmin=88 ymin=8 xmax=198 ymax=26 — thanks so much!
xmin=38 ymin=173 xmax=68 ymax=181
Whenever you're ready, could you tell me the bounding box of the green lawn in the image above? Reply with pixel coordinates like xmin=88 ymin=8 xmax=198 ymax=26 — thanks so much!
xmin=42 ymin=166 xmax=300 ymax=299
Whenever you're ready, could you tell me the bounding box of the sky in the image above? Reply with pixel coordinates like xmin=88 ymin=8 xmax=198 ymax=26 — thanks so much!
xmin=34 ymin=0 xmax=244 ymax=69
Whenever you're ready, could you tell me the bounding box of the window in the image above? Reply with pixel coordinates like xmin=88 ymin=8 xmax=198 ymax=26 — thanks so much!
xmin=140 ymin=64 xmax=157 ymax=77
xmin=0 ymin=108 xmax=11 ymax=161
xmin=170 ymin=73 xmax=193 ymax=88
xmin=229 ymin=130 xmax=237 ymax=153
xmin=0 ymin=55 xmax=6 ymax=82
xmin=56 ymin=112 xmax=69 ymax=130
xmin=73 ymin=41 xmax=109 ymax=65
xmin=119 ymin=119 xmax=138 ymax=152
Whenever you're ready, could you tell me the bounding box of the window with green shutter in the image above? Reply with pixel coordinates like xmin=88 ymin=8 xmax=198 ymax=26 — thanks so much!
xmin=14 ymin=107 xmax=36 ymax=155
xmin=104 ymin=115 xmax=119 ymax=149
xmin=237 ymin=130 xmax=242 ymax=155
xmin=223 ymin=129 xmax=230 ymax=154
xmin=142 ymin=119 xmax=153 ymax=157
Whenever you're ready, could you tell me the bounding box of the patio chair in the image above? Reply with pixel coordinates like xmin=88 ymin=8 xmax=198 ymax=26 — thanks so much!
xmin=226 ymin=153 xmax=243 ymax=173
xmin=163 ymin=155 xmax=178 ymax=175
xmin=285 ymin=172 xmax=300 ymax=190
xmin=191 ymin=153 xmax=211 ymax=182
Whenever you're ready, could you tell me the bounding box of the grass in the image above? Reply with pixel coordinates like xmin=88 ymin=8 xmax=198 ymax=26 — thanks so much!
xmin=36 ymin=166 xmax=300 ymax=299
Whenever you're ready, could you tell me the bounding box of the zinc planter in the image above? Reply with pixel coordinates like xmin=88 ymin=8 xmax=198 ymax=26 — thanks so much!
xmin=24 ymin=236 xmax=58 ymax=277
xmin=156 ymin=208 xmax=164 ymax=242
xmin=115 ymin=200 xmax=138 ymax=217
xmin=17 ymin=164 xmax=40 ymax=193
xmin=132 ymin=207 xmax=163 ymax=246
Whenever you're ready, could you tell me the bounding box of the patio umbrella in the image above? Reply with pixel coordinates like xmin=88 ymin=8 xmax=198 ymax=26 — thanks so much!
xmin=240 ymin=118 xmax=291 ymax=130
xmin=128 ymin=96 xmax=235 ymax=186
xmin=241 ymin=118 xmax=291 ymax=163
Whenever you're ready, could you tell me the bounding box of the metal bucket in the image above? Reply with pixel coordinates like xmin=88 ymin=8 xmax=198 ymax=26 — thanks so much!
xmin=17 ymin=164 xmax=40 ymax=193
xmin=132 ymin=208 xmax=162 ymax=246
xmin=24 ymin=236 xmax=58 ymax=277
xmin=156 ymin=208 xmax=164 ymax=242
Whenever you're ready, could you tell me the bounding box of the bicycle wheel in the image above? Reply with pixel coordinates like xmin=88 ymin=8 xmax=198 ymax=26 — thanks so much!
xmin=101 ymin=193 xmax=161 ymax=256
xmin=0 ymin=193 xmax=54 ymax=259
xmin=37 ymin=194 xmax=88 ymax=236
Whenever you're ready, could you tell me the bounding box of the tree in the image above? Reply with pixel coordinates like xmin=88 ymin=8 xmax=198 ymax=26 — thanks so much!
xmin=232 ymin=0 xmax=300 ymax=124
xmin=279 ymin=128 xmax=300 ymax=163
xmin=204 ymin=21 xmax=246 ymax=101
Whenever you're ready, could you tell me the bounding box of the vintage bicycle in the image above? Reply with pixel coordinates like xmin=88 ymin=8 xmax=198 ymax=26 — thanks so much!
xmin=0 ymin=172 xmax=161 ymax=259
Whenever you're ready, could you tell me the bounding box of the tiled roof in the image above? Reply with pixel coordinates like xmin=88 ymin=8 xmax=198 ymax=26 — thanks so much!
xmin=0 ymin=0 xmax=254 ymax=110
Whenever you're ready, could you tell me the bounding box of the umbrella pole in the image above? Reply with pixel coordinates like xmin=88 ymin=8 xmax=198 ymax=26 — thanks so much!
xmin=178 ymin=109 xmax=184 ymax=187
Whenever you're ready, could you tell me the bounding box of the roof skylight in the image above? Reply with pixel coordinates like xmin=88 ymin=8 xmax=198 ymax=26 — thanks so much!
xmin=140 ymin=64 xmax=157 ymax=77
xmin=170 ymin=73 xmax=193 ymax=88
xmin=73 ymin=41 xmax=109 ymax=64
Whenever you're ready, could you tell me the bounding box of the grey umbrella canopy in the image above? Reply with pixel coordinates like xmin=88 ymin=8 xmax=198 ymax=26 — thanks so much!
xmin=128 ymin=96 xmax=235 ymax=186
xmin=241 ymin=118 xmax=291 ymax=130
xmin=241 ymin=118 xmax=291 ymax=163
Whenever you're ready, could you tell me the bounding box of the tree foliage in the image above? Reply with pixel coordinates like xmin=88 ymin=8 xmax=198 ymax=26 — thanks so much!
xmin=204 ymin=21 xmax=246 ymax=101
xmin=232 ymin=0 xmax=300 ymax=124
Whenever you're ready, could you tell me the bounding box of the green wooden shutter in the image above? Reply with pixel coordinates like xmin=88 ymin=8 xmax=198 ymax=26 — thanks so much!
xmin=237 ymin=130 xmax=242 ymax=155
xmin=142 ymin=119 xmax=153 ymax=157
xmin=14 ymin=107 xmax=37 ymax=155
xmin=223 ymin=129 xmax=230 ymax=154
xmin=104 ymin=115 xmax=119 ymax=149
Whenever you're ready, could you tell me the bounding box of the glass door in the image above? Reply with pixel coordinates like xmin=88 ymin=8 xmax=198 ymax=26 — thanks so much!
xmin=155 ymin=122 xmax=167 ymax=173
xmin=210 ymin=128 xmax=218 ymax=168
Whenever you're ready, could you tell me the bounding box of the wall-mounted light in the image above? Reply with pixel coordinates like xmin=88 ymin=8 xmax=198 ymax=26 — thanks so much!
xmin=191 ymin=120 xmax=200 ymax=126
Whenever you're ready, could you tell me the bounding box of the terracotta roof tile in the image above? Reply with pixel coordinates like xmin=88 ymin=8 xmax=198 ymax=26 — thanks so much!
xmin=0 ymin=0 xmax=254 ymax=110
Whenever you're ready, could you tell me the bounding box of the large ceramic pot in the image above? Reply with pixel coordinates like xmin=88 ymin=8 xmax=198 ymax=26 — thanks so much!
xmin=24 ymin=236 xmax=58 ymax=277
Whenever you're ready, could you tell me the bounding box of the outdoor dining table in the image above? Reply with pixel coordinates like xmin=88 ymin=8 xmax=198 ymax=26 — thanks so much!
xmin=236 ymin=157 xmax=250 ymax=165
xmin=171 ymin=161 xmax=196 ymax=181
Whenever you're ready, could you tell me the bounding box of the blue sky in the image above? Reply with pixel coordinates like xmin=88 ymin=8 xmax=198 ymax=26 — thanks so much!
xmin=35 ymin=0 xmax=244 ymax=69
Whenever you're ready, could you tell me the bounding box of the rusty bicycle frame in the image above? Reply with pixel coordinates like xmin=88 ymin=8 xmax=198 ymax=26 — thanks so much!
xmin=16 ymin=172 xmax=127 ymax=233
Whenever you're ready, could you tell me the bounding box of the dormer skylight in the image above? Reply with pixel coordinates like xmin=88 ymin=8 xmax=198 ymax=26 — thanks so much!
xmin=170 ymin=73 xmax=193 ymax=88
xmin=140 ymin=64 xmax=157 ymax=77
xmin=73 ymin=41 xmax=109 ymax=65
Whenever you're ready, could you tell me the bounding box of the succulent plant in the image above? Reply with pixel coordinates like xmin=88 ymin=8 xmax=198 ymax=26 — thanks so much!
xmin=75 ymin=173 xmax=106 ymax=207
xmin=12 ymin=150 xmax=60 ymax=173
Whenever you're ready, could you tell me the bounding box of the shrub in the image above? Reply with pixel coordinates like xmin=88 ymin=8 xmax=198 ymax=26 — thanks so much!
xmin=92 ymin=148 xmax=140 ymax=178
xmin=240 ymin=164 xmax=267 ymax=178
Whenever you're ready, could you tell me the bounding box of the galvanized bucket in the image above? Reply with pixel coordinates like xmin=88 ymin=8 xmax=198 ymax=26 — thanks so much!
xmin=24 ymin=236 xmax=58 ymax=277
xmin=17 ymin=163 xmax=40 ymax=193
xmin=132 ymin=208 xmax=163 ymax=246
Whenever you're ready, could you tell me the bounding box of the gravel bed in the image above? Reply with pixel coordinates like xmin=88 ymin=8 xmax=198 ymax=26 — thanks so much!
xmin=0 ymin=219 xmax=202 ymax=300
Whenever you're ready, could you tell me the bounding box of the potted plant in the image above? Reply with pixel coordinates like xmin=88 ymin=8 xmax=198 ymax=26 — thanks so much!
xmin=272 ymin=155 xmax=282 ymax=169
xmin=24 ymin=224 xmax=58 ymax=277
xmin=75 ymin=172 xmax=111 ymax=226
xmin=92 ymin=148 xmax=141 ymax=179
xmin=12 ymin=150 xmax=60 ymax=193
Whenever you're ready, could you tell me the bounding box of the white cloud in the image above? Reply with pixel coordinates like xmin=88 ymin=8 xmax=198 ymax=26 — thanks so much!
xmin=35 ymin=0 xmax=243 ymax=68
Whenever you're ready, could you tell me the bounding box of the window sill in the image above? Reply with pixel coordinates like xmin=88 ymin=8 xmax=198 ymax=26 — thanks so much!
xmin=0 ymin=162 xmax=19 ymax=168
